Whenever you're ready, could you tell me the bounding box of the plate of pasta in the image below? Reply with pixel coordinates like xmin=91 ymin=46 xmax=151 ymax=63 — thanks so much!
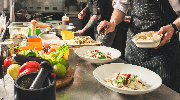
xmin=93 ymin=63 xmax=162 ymax=95
xmin=75 ymin=46 xmax=121 ymax=65
xmin=63 ymin=36 xmax=102 ymax=47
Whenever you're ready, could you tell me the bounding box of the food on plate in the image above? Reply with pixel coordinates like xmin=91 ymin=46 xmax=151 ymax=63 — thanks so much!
xmin=84 ymin=50 xmax=111 ymax=59
xmin=133 ymin=31 xmax=162 ymax=41
xmin=52 ymin=63 xmax=66 ymax=78
xmin=19 ymin=61 xmax=41 ymax=76
xmin=7 ymin=64 xmax=21 ymax=80
xmin=10 ymin=28 xmax=27 ymax=39
xmin=69 ymin=36 xmax=100 ymax=45
xmin=4 ymin=56 xmax=14 ymax=70
xmin=104 ymin=72 xmax=145 ymax=90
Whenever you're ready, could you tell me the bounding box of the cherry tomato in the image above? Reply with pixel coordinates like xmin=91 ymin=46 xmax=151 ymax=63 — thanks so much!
xmin=42 ymin=44 xmax=51 ymax=53
xmin=47 ymin=48 xmax=56 ymax=55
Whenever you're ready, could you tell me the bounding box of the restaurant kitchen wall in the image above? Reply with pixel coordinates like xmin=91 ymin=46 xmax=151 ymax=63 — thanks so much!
xmin=0 ymin=0 xmax=66 ymax=13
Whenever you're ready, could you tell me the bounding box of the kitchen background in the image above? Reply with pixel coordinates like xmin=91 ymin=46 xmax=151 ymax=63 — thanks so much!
xmin=0 ymin=0 xmax=179 ymax=60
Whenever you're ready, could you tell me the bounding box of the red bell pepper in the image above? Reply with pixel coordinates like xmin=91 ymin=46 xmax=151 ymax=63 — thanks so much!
xmin=4 ymin=56 xmax=14 ymax=70
xmin=19 ymin=61 xmax=41 ymax=76
xmin=51 ymin=73 xmax=56 ymax=78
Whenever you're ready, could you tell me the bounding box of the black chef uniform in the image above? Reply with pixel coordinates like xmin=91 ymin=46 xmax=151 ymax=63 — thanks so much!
xmin=125 ymin=0 xmax=179 ymax=92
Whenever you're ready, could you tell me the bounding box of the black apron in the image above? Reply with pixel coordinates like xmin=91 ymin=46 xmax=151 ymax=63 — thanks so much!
xmin=125 ymin=0 xmax=179 ymax=92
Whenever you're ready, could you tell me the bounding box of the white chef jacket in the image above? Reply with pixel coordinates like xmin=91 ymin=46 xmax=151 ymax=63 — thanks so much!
xmin=113 ymin=0 xmax=180 ymax=16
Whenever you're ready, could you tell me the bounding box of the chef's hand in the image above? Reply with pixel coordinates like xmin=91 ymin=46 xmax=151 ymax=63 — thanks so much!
xmin=97 ymin=20 xmax=116 ymax=35
xmin=76 ymin=30 xmax=84 ymax=35
xmin=78 ymin=10 xmax=86 ymax=19
xmin=155 ymin=25 xmax=174 ymax=49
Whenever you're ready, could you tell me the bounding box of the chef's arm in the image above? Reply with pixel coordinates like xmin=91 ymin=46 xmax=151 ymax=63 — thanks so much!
xmin=83 ymin=4 xmax=90 ymax=13
xmin=110 ymin=8 xmax=126 ymax=27
xmin=82 ymin=15 xmax=101 ymax=33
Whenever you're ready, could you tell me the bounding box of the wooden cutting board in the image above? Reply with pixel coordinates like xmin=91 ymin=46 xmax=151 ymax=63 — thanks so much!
xmin=56 ymin=67 xmax=74 ymax=89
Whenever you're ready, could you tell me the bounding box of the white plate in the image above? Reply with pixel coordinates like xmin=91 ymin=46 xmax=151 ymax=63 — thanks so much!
xmin=75 ymin=46 xmax=121 ymax=65
xmin=93 ymin=63 xmax=162 ymax=95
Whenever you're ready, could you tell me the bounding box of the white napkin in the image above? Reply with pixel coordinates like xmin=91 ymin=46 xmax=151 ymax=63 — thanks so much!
xmin=0 ymin=73 xmax=14 ymax=100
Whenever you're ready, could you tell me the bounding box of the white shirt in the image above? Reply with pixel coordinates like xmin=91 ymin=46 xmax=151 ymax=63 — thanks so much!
xmin=113 ymin=0 xmax=180 ymax=16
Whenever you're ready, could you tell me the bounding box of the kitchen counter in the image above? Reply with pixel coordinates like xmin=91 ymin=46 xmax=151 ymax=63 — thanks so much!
xmin=56 ymin=48 xmax=180 ymax=100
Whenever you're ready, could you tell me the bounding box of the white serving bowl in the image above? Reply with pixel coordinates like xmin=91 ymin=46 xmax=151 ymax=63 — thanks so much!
xmin=75 ymin=46 xmax=121 ymax=65
xmin=132 ymin=31 xmax=162 ymax=48
xmin=93 ymin=63 xmax=162 ymax=95
xmin=132 ymin=39 xmax=161 ymax=48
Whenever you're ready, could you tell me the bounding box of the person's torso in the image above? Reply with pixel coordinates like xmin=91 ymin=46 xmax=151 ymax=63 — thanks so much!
xmin=129 ymin=0 xmax=178 ymax=33
xmin=87 ymin=0 xmax=113 ymax=21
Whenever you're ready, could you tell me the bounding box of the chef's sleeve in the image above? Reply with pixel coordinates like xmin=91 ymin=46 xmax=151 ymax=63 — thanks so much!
xmin=112 ymin=0 xmax=130 ymax=14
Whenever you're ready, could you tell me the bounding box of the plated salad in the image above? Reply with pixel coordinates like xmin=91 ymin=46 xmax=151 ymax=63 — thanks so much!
xmin=104 ymin=72 xmax=145 ymax=90
xmin=84 ymin=50 xmax=111 ymax=59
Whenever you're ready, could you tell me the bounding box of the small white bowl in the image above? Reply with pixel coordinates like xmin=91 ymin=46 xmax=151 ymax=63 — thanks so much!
xmin=132 ymin=32 xmax=162 ymax=48
xmin=75 ymin=46 xmax=121 ymax=65
xmin=132 ymin=39 xmax=161 ymax=48
xmin=93 ymin=63 xmax=162 ymax=95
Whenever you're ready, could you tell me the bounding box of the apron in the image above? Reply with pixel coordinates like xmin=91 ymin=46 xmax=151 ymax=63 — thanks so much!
xmin=125 ymin=0 xmax=179 ymax=91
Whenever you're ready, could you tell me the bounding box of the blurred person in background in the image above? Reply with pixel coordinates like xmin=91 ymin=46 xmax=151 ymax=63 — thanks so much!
xmin=76 ymin=0 xmax=117 ymax=47
xmin=97 ymin=0 xmax=180 ymax=93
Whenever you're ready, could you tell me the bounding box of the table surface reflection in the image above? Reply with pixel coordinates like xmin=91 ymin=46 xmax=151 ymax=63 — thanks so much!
xmin=56 ymin=48 xmax=180 ymax=100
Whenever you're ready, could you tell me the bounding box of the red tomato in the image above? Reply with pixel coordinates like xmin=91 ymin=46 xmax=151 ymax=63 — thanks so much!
xmin=42 ymin=44 xmax=51 ymax=53
xmin=47 ymin=48 xmax=56 ymax=55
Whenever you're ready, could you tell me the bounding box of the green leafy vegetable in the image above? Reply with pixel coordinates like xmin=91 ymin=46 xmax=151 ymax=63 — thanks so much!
xmin=129 ymin=75 xmax=138 ymax=81
xmin=115 ymin=76 xmax=125 ymax=84
xmin=99 ymin=56 xmax=106 ymax=59
xmin=56 ymin=43 xmax=68 ymax=58
xmin=19 ymin=50 xmax=39 ymax=57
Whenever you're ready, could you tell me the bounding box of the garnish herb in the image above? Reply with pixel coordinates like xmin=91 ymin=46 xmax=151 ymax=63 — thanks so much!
xmin=115 ymin=76 xmax=125 ymax=84
xmin=129 ymin=75 xmax=138 ymax=81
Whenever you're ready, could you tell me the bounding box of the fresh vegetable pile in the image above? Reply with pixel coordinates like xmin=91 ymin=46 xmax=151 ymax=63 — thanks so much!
xmin=4 ymin=43 xmax=69 ymax=79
